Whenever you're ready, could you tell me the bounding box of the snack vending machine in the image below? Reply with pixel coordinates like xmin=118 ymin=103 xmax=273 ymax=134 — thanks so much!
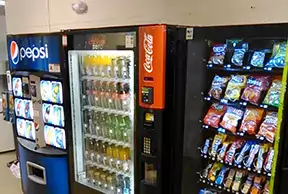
xmin=171 ymin=25 xmax=288 ymax=194
xmin=64 ymin=25 xmax=187 ymax=194
xmin=7 ymin=33 xmax=69 ymax=194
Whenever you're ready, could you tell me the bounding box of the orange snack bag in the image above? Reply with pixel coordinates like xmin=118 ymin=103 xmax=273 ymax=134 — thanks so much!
xmin=239 ymin=108 xmax=264 ymax=135
xmin=204 ymin=103 xmax=227 ymax=128
xmin=257 ymin=112 xmax=278 ymax=143
xmin=220 ymin=106 xmax=244 ymax=134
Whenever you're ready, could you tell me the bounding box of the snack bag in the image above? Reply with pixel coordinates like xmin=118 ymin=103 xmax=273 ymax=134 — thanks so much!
xmin=201 ymin=163 xmax=213 ymax=178
xmin=209 ymin=44 xmax=227 ymax=65
xmin=202 ymin=138 xmax=212 ymax=155
xmin=208 ymin=75 xmax=230 ymax=100
xmin=241 ymin=173 xmax=254 ymax=194
xmin=265 ymin=42 xmax=287 ymax=68
xmin=257 ymin=112 xmax=278 ymax=143
xmin=217 ymin=139 xmax=233 ymax=161
xmin=244 ymin=143 xmax=260 ymax=168
xmin=255 ymin=144 xmax=269 ymax=172
xmin=209 ymin=134 xmax=227 ymax=158
xmin=264 ymin=148 xmax=274 ymax=173
xmin=241 ymin=76 xmax=271 ymax=105
xmin=224 ymin=169 xmax=236 ymax=189
xmin=220 ymin=107 xmax=244 ymax=134
xmin=251 ymin=51 xmax=266 ymax=68
xmin=231 ymin=43 xmax=248 ymax=66
xmin=234 ymin=141 xmax=253 ymax=165
xmin=224 ymin=75 xmax=247 ymax=102
xmin=225 ymin=139 xmax=246 ymax=164
xmin=263 ymin=180 xmax=270 ymax=194
xmin=208 ymin=162 xmax=223 ymax=182
xmin=263 ymin=78 xmax=282 ymax=107
xmin=204 ymin=103 xmax=227 ymax=128
xmin=231 ymin=170 xmax=245 ymax=192
xmin=250 ymin=176 xmax=264 ymax=194
xmin=239 ymin=108 xmax=264 ymax=135
xmin=215 ymin=166 xmax=230 ymax=185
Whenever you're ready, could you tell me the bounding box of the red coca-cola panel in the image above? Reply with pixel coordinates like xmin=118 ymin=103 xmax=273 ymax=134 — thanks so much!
xmin=139 ymin=25 xmax=166 ymax=109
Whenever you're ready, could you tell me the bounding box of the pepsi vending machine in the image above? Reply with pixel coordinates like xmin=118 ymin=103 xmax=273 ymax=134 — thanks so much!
xmin=8 ymin=33 xmax=69 ymax=194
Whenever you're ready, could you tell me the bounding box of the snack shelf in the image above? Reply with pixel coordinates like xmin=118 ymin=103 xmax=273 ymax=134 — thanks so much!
xmin=202 ymin=125 xmax=269 ymax=143
xmin=81 ymin=75 xmax=130 ymax=84
xmin=83 ymin=105 xmax=132 ymax=116
xmin=200 ymin=153 xmax=271 ymax=177
xmin=85 ymin=160 xmax=130 ymax=178
xmin=206 ymin=65 xmax=283 ymax=75
xmin=84 ymin=133 xmax=130 ymax=148
xmin=204 ymin=96 xmax=279 ymax=112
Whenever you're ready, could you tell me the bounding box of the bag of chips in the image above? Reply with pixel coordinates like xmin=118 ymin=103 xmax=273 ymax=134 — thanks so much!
xmin=208 ymin=75 xmax=230 ymax=100
xmin=209 ymin=44 xmax=227 ymax=65
xmin=239 ymin=108 xmax=264 ymax=135
xmin=265 ymin=42 xmax=287 ymax=68
xmin=220 ymin=106 xmax=244 ymax=134
xmin=231 ymin=42 xmax=248 ymax=66
xmin=224 ymin=75 xmax=248 ymax=102
xmin=204 ymin=103 xmax=227 ymax=128
xmin=257 ymin=112 xmax=278 ymax=143
xmin=263 ymin=78 xmax=282 ymax=107
xmin=250 ymin=51 xmax=266 ymax=68
xmin=241 ymin=76 xmax=271 ymax=105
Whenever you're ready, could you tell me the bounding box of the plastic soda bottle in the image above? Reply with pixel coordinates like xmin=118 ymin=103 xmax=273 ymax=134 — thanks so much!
xmin=112 ymin=145 xmax=120 ymax=169
xmin=107 ymin=113 xmax=116 ymax=140
xmin=124 ymin=177 xmax=131 ymax=194
xmin=93 ymin=168 xmax=101 ymax=184
xmin=101 ymin=142 xmax=108 ymax=165
xmin=100 ymin=112 xmax=109 ymax=138
xmin=106 ymin=143 xmax=113 ymax=167
xmin=83 ymin=54 xmax=90 ymax=76
xmin=120 ymin=147 xmax=130 ymax=172
xmin=122 ymin=116 xmax=131 ymax=143
xmin=116 ymin=175 xmax=124 ymax=193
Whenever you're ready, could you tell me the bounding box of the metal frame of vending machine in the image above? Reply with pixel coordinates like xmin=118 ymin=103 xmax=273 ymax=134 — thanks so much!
xmin=62 ymin=24 xmax=187 ymax=194
xmin=7 ymin=32 xmax=69 ymax=194
xmin=170 ymin=24 xmax=288 ymax=194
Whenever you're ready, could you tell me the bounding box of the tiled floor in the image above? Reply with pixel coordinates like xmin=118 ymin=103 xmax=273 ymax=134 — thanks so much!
xmin=0 ymin=152 xmax=22 ymax=194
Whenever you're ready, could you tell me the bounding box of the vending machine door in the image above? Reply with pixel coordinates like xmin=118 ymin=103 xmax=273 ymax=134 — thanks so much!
xmin=67 ymin=30 xmax=136 ymax=194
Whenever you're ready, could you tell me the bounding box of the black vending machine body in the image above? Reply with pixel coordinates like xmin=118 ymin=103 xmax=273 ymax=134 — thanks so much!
xmin=171 ymin=24 xmax=288 ymax=194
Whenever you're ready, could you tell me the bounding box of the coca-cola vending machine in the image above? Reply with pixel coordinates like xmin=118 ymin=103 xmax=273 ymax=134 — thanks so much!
xmin=62 ymin=25 xmax=188 ymax=194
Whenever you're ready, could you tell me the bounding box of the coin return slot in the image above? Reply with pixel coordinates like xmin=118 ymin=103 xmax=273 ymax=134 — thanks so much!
xmin=144 ymin=163 xmax=157 ymax=185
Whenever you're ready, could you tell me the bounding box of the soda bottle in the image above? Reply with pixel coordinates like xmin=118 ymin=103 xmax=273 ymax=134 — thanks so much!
xmin=107 ymin=172 xmax=116 ymax=191
xmin=114 ymin=82 xmax=121 ymax=110
xmin=107 ymin=55 xmax=114 ymax=78
xmin=116 ymin=115 xmax=124 ymax=142
xmin=112 ymin=57 xmax=120 ymax=79
xmin=108 ymin=82 xmax=116 ymax=109
xmin=86 ymin=165 xmax=93 ymax=182
xmin=100 ymin=81 xmax=108 ymax=108
xmin=102 ymin=55 xmax=109 ymax=77
xmin=116 ymin=175 xmax=124 ymax=194
xmin=96 ymin=141 xmax=102 ymax=164
xmin=101 ymin=142 xmax=108 ymax=165
xmin=100 ymin=112 xmax=109 ymax=138
xmin=120 ymin=83 xmax=131 ymax=111
xmin=84 ymin=137 xmax=90 ymax=160
xmin=123 ymin=177 xmax=131 ymax=194
xmin=87 ymin=110 xmax=93 ymax=134
xmin=112 ymin=145 xmax=120 ymax=169
xmin=94 ymin=81 xmax=101 ymax=107
xmin=81 ymin=79 xmax=89 ymax=106
xmin=86 ymin=80 xmax=93 ymax=106
xmin=94 ymin=140 xmax=101 ymax=154
xmin=98 ymin=55 xmax=105 ymax=77
xmin=100 ymin=170 xmax=108 ymax=189
xmin=93 ymin=168 xmax=101 ymax=184
xmin=82 ymin=109 xmax=89 ymax=133
xmin=120 ymin=147 xmax=130 ymax=172
xmin=90 ymin=55 xmax=98 ymax=76
xmin=107 ymin=113 xmax=115 ymax=140
xmin=122 ymin=116 xmax=131 ymax=143
xmin=106 ymin=143 xmax=113 ymax=161
xmin=83 ymin=54 xmax=91 ymax=76
xmin=117 ymin=56 xmax=129 ymax=79
xmin=93 ymin=111 xmax=102 ymax=136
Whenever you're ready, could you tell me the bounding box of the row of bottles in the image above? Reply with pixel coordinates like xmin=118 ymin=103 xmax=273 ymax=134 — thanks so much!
xmin=86 ymin=166 xmax=131 ymax=194
xmin=83 ymin=110 xmax=131 ymax=143
xmin=82 ymin=54 xmax=131 ymax=79
xmin=82 ymin=80 xmax=131 ymax=111
xmin=85 ymin=138 xmax=131 ymax=172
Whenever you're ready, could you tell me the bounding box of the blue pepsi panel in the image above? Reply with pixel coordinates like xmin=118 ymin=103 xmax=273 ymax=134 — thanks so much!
xmin=7 ymin=35 xmax=60 ymax=72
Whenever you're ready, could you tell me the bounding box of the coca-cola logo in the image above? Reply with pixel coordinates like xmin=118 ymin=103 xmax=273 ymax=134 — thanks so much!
xmin=143 ymin=33 xmax=153 ymax=73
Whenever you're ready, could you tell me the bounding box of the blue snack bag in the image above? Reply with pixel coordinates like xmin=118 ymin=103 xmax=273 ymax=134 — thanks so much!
xmin=265 ymin=42 xmax=287 ymax=68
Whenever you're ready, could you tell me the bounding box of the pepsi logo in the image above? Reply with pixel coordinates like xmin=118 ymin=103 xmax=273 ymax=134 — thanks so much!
xmin=10 ymin=41 xmax=19 ymax=65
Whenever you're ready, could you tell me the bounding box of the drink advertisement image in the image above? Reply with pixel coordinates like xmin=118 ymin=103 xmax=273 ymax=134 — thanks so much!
xmin=14 ymin=98 xmax=33 ymax=119
xmin=12 ymin=77 xmax=22 ymax=97
xmin=40 ymin=80 xmax=63 ymax=104
xmin=42 ymin=103 xmax=64 ymax=127
xmin=44 ymin=125 xmax=66 ymax=149
xmin=16 ymin=118 xmax=35 ymax=140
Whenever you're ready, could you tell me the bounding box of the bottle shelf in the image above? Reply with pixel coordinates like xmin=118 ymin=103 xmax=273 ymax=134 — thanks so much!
xmin=83 ymin=105 xmax=132 ymax=116
xmin=84 ymin=133 xmax=131 ymax=148
xmin=81 ymin=75 xmax=131 ymax=84
xmin=85 ymin=160 xmax=130 ymax=178
xmin=200 ymin=153 xmax=271 ymax=177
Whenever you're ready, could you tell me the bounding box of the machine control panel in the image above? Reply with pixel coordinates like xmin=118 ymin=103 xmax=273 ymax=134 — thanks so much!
xmin=141 ymin=87 xmax=154 ymax=104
